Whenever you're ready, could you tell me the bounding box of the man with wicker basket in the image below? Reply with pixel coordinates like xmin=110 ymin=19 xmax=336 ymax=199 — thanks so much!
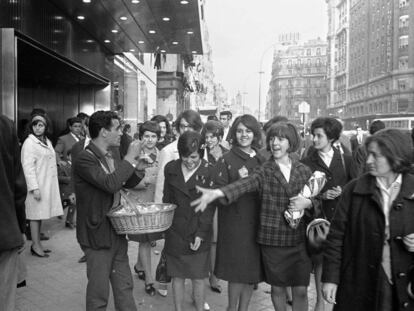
xmin=73 ymin=111 xmax=144 ymax=311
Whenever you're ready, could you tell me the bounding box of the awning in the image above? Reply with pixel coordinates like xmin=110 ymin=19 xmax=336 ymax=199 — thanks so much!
xmin=48 ymin=0 xmax=205 ymax=55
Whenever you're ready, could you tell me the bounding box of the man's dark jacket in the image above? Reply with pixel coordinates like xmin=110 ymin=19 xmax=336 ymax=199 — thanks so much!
xmin=0 ymin=115 xmax=27 ymax=251
xmin=73 ymin=142 xmax=141 ymax=249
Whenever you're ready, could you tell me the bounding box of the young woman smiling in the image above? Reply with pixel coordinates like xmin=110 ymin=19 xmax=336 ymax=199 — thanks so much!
xmin=163 ymin=131 xmax=216 ymax=311
xmin=192 ymin=122 xmax=319 ymax=311
xmin=213 ymin=114 xmax=265 ymax=311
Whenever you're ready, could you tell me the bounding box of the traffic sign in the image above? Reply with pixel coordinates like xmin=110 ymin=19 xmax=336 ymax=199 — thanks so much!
xmin=298 ymin=101 xmax=310 ymax=114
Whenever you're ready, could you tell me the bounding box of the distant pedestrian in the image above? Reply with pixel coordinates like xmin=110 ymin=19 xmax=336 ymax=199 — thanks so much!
xmin=120 ymin=124 xmax=132 ymax=158
xmin=0 ymin=115 xmax=28 ymax=311
xmin=55 ymin=117 xmax=83 ymax=162
xmin=57 ymin=150 xmax=76 ymax=229
xmin=129 ymin=121 xmax=162 ymax=297
xmin=350 ymin=126 xmax=365 ymax=153
xmin=73 ymin=111 xmax=144 ymax=311
xmin=201 ymin=120 xmax=229 ymax=295
xmin=219 ymin=110 xmax=233 ymax=148
xmin=21 ymin=112 xmax=63 ymax=258
xmin=351 ymin=120 xmax=385 ymax=178
xmin=151 ymin=115 xmax=172 ymax=150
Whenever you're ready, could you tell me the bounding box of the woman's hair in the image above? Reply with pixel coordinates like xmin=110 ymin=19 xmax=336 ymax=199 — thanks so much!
xmin=201 ymin=120 xmax=224 ymax=139
xmin=228 ymin=114 xmax=262 ymax=149
xmin=138 ymin=121 xmax=161 ymax=139
xmin=122 ymin=124 xmax=131 ymax=134
xmin=207 ymin=115 xmax=219 ymax=121
xmin=175 ymin=110 xmax=203 ymax=132
xmin=266 ymin=122 xmax=300 ymax=153
xmin=310 ymin=117 xmax=342 ymax=142
xmin=177 ymin=131 xmax=204 ymax=158
xmin=151 ymin=115 xmax=172 ymax=136
xmin=263 ymin=116 xmax=289 ymax=133
xmin=364 ymin=128 xmax=413 ymax=174
xmin=29 ymin=113 xmax=50 ymax=136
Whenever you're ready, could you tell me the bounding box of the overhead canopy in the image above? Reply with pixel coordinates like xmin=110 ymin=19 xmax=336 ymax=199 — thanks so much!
xmin=48 ymin=0 xmax=205 ymax=56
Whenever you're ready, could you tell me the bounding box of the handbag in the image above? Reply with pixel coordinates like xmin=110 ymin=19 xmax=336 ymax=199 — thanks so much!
xmin=306 ymin=218 xmax=330 ymax=253
xmin=306 ymin=149 xmax=345 ymax=253
xmin=155 ymin=250 xmax=171 ymax=283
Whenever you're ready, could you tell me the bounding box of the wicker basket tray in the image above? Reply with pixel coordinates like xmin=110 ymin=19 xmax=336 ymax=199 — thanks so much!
xmin=107 ymin=203 xmax=176 ymax=235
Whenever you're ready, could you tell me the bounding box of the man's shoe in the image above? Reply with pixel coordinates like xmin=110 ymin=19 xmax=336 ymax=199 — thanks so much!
xmin=65 ymin=222 xmax=75 ymax=229
xmin=78 ymin=255 xmax=87 ymax=263
xmin=40 ymin=233 xmax=49 ymax=241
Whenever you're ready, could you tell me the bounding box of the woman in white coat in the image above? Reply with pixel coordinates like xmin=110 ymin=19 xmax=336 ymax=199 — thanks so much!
xmin=21 ymin=114 xmax=63 ymax=257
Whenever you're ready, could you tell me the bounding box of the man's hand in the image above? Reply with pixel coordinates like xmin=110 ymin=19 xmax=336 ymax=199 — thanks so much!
xmin=190 ymin=236 xmax=202 ymax=251
xmin=191 ymin=186 xmax=224 ymax=213
xmin=403 ymin=233 xmax=414 ymax=252
xmin=32 ymin=189 xmax=41 ymax=201
xmin=322 ymin=283 xmax=337 ymax=305
xmin=124 ymin=140 xmax=143 ymax=165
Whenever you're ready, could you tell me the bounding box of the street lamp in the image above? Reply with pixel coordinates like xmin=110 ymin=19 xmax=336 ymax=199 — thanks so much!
xmin=258 ymin=44 xmax=276 ymax=121
xmin=242 ymin=72 xmax=256 ymax=115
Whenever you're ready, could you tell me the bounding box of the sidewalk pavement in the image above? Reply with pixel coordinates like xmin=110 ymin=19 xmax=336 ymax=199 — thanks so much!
xmin=16 ymin=217 xmax=317 ymax=311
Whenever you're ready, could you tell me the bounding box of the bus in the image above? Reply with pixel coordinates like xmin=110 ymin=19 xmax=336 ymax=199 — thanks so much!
xmin=373 ymin=117 xmax=414 ymax=130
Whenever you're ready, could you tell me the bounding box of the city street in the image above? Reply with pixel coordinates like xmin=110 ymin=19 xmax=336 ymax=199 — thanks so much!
xmin=15 ymin=217 xmax=317 ymax=311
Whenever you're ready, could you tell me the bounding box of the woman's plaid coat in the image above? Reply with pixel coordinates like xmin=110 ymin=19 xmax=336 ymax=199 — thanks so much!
xmin=220 ymin=157 xmax=318 ymax=247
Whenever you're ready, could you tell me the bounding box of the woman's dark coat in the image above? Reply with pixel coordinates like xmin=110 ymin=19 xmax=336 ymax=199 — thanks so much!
xmin=213 ymin=146 xmax=265 ymax=283
xmin=301 ymin=147 xmax=353 ymax=221
xmin=163 ymin=159 xmax=216 ymax=257
xmin=322 ymin=173 xmax=414 ymax=311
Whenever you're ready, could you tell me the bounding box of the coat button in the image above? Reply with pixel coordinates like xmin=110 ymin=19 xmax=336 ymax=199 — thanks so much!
xmin=394 ymin=203 xmax=403 ymax=211
xmin=398 ymin=272 xmax=407 ymax=278
xmin=403 ymin=302 xmax=409 ymax=308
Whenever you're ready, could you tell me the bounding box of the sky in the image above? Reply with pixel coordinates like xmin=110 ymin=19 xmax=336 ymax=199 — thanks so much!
xmin=204 ymin=0 xmax=328 ymax=118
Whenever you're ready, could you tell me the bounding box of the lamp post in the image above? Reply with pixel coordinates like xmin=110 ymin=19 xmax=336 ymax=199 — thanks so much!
xmin=258 ymin=44 xmax=276 ymax=121
xmin=242 ymin=72 xmax=256 ymax=115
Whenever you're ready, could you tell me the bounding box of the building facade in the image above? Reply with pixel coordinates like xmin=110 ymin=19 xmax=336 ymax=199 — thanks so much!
xmin=0 ymin=0 xmax=204 ymax=138
xmin=156 ymin=0 xmax=216 ymax=119
xmin=326 ymin=0 xmax=350 ymax=119
xmin=267 ymin=37 xmax=328 ymax=124
xmin=326 ymin=0 xmax=414 ymax=129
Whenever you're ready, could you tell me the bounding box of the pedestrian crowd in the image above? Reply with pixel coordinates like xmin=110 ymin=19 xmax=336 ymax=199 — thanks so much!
xmin=1 ymin=107 xmax=414 ymax=311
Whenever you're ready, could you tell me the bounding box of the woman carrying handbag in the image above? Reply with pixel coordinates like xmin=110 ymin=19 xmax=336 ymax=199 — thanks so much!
xmin=301 ymin=117 xmax=353 ymax=311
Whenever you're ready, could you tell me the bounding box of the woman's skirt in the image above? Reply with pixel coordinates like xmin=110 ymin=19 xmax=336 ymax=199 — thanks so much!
xmin=261 ymin=243 xmax=311 ymax=287
xmin=166 ymin=251 xmax=210 ymax=279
